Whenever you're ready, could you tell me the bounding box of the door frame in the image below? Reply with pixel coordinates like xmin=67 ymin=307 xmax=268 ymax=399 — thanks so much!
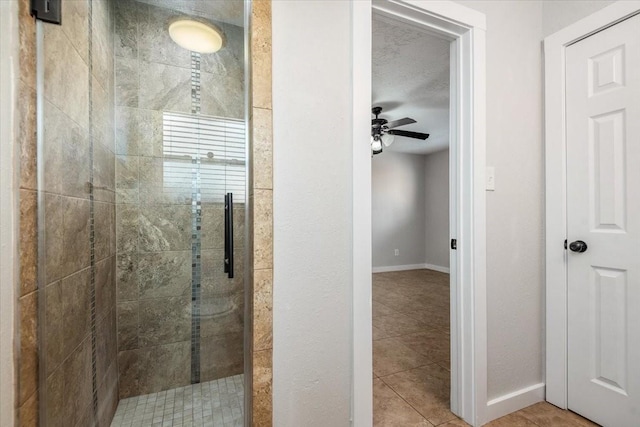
xmin=0 ymin=0 xmax=19 ymax=425
xmin=544 ymin=0 xmax=640 ymax=409
xmin=351 ymin=1 xmax=487 ymax=425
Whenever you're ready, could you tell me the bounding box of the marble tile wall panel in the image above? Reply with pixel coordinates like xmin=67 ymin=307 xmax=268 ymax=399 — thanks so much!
xmin=117 ymin=341 xmax=191 ymax=398
xmin=96 ymin=306 xmax=118 ymax=385
xmin=19 ymin=190 xmax=37 ymax=296
xmin=92 ymin=0 xmax=114 ymax=90
xmin=138 ymin=296 xmax=191 ymax=347
xmin=45 ymin=337 xmax=93 ymax=427
xmin=116 ymin=204 xmax=139 ymax=254
xmin=138 ymin=204 xmax=192 ymax=252
xmin=202 ymin=23 xmax=244 ymax=77
xmin=137 ymin=2 xmax=191 ymax=69
xmin=138 ymin=61 xmax=191 ymax=113
xmin=252 ymin=269 xmax=272 ymax=352
xmin=117 ymin=300 xmax=139 ymax=351
xmin=112 ymin=0 xmax=249 ymax=403
xmin=115 ymin=107 xmax=163 ymax=157
xmin=137 ymin=251 xmax=191 ymax=299
xmin=97 ymin=362 xmax=120 ymax=427
xmin=94 ymin=202 xmax=114 ymax=261
xmin=18 ymin=291 xmax=38 ymax=407
xmin=252 ymin=108 xmax=273 ymax=191
xmin=201 ymin=332 xmax=244 ymax=382
xmin=199 ymin=292 xmax=244 ymax=338
xmin=115 ymin=56 xmax=139 ymax=108
xmin=44 ymin=194 xmax=91 ymax=284
xmin=60 ymin=0 xmax=89 ymax=64
xmin=43 ymin=23 xmax=89 ymax=130
xmin=93 ymin=139 xmax=116 ymax=204
xmin=116 ymin=253 xmax=138 ymax=301
xmin=43 ymin=101 xmax=91 ymax=199
xmin=115 ymin=108 xmax=139 ymax=156
xmin=95 ymin=257 xmax=116 ymax=322
xmin=250 ymin=1 xmax=273 ymax=424
xmin=18 ymin=0 xmax=118 ymax=424
xmin=92 ymin=76 xmax=115 ymax=151
xmin=18 ymin=81 xmax=37 ymax=191
xmin=114 ymin=0 xmax=137 ymax=59
xmin=201 ymin=247 xmax=244 ymax=299
xmin=200 ymin=71 xmax=244 ymax=119
xmin=253 ymin=189 xmax=272 ymax=270
xmin=251 ymin=349 xmax=272 ymax=426
xmin=18 ymin=1 xmax=39 ymax=422
xmin=115 ymin=155 xmax=139 ymax=204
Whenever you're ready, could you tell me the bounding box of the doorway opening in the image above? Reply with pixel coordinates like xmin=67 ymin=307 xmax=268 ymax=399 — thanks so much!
xmin=370 ymin=13 xmax=454 ymax=425
xmin=351 ymin=1 xmax=487 ymax=425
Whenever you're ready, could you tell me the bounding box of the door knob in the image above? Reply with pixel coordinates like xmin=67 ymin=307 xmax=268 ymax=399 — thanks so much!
xmin=569 ymin=240 xmax=588 ymax=253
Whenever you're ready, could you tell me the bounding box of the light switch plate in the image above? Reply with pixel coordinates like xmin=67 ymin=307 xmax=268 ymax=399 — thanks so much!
xmin=486 ymin=167 xmax=495 ymax=191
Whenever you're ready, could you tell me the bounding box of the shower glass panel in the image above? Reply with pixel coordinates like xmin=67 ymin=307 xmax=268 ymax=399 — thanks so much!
xmin=35 ymin=1 xmax=249 ymax=426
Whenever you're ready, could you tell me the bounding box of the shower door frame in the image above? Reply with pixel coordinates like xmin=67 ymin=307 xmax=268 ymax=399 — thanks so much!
xmin=351 ymin=1 xmax=488 ymax=425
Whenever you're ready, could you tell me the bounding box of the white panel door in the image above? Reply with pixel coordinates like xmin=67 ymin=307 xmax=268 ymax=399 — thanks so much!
xmin=566 ymin=13 xmax=640 ymax=427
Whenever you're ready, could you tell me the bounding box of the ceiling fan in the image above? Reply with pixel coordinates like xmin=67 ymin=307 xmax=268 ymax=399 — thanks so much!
xmin=371 ymin=106 xmax=429 ymax=155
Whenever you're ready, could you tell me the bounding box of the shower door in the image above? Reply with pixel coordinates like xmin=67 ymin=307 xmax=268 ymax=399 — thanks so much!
xmin=35 ymin=1 xmax=249 ymax=426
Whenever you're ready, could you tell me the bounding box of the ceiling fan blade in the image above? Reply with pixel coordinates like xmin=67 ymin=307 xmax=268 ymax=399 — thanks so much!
xmin=385 ymin=117 xmax=416 ymax=129
xmin=388 ymin=129 xmax=430 ymax=140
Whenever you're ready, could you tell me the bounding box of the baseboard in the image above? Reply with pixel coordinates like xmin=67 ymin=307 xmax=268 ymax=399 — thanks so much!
xmin=485 ymin=383 xmax=545 ymax=423
xmin=372 ymin=263 xmax=428 ymax=273
xmin=424 ymin=263 xmax=450 ymax=274
xmin=372 ymin=263 xmax=450 ymax=274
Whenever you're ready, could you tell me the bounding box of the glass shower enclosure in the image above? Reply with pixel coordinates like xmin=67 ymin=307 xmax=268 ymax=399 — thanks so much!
xmin=35 ymin=0 xmax=250 ymax=425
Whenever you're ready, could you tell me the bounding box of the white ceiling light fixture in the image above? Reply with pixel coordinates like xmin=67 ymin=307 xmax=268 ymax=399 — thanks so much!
xmin=169 ymin=19 xmax=224 ymax=54
xmin=371 ymin=135 xmax=383 ymax=155
xmin=381 ymin=133 xmax=395 ymax=147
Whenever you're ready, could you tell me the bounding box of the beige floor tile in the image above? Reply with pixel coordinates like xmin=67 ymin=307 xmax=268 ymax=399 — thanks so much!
xmin=381 ymin=364 xmax=456 ymax=426
xmin=518 ymin=402 xmax=599 ymax=427
xmin=438 ymin=418 xmax=471 ymax=426
xmin=373 ymin=338 xmax=430 ymax=377
xmin=405 ymin=308 xmax=450 ymax=332
xmin=373 ymin=312 xmax=430 ymax=337
xmin=484 ymin=413 xmax=538 ymax=426
xmin=373 ymin=378 xmax=433 ymax=427
xmin=394 ymin=328 xmax=450 ymax=365
xmin=373 ymin=301 xmax=397 ymax=318
xmin=373 ymin=325 xmax=394 ymax=341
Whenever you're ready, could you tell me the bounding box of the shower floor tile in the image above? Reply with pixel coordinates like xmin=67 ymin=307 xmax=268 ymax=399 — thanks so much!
xmin=110 ymin=374 xmax=244 ymax=427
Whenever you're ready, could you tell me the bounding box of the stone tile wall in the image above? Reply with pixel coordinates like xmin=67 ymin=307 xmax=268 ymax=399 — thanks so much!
xmin=249 ymin=1 xmax=274 ymax=425
xmin=17 ymin=0 xmax=119 ymax=426
xmin=113 ymin=0 xmax=246 ymax=398
xmin=17 ymin=0 xmax=39 ymax=424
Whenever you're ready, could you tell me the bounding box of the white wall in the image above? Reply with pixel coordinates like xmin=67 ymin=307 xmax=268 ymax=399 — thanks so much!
xmin=272 ymin=1 xmax=353 ymax=426
xmin=542 ymin=0 xmax=615 ymax=37
xmin=0 ymin=0 xmax=19 ymax=424
xmin=371 ymin=152 xmax=426 ymax=268
xmin=455 ymin=0 xmax=545 ymax=400
xmin=424 ymin=149 xmax=449 ymax=270
xmin=271 ymin=0 xmax=619 ymax=423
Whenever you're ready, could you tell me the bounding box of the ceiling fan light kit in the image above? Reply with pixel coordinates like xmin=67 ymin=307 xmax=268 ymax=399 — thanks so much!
xmin=370 ymin=106 xmax=430 ymax=155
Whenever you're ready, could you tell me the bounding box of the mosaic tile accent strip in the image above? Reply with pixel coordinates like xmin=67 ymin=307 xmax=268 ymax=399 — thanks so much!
xmin=110 ymin=374 xmax=244 ymax=427
xmin=87 ymin=0 xmax=100 ymax=419
xmin=190 ymin=51 xmax=203 ymax=384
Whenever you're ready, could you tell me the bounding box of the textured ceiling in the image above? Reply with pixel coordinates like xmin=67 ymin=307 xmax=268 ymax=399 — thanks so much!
xmin=135 ymin=0 xmax=244 ymax=27
xmin=372 ymin=14 xmax=450 ymax=155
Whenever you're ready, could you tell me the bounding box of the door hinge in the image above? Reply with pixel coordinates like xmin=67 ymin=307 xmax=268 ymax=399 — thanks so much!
xmin=451 ymin=239 xmax=457 ymax=250
xmin=564 ymin=239 xmax=567 ymax=250
xmin=31 ymin=0 xmax=62 ymax=25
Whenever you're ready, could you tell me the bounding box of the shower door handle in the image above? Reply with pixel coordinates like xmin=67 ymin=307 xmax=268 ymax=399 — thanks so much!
xmin=224 ymin=193 xmax=234 ymax=278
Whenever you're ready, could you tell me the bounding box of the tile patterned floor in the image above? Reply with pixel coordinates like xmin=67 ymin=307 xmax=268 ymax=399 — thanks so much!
xmin=372 ymin=270 xmax=598 ymax=427
xmin=110 ymin=374 xmax=244 ymax=427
